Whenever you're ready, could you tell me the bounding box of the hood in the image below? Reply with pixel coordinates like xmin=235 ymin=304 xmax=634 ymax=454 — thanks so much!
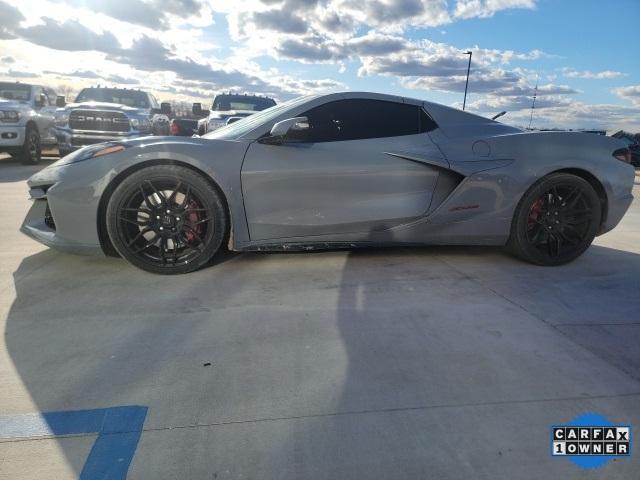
xmin=117 ymin=135 xmax=247 ymax=152
xmin=63 ymin=101 xmax=145 ymax=114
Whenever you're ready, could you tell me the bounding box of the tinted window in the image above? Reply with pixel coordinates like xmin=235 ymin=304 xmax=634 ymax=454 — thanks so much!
xmin=32 ymin=87 xmax=44 ymax=105
xmin=75 ymin=88 xmax=150 ymax=108
xmin=0 ymin=82 xmax=31 ymax=101
xmin=290 ymin=99 xmax=437 ymax=143
xmin=44 ymin=88 xmax=57 ymax=105
xmin=212 ymin=95 xmax=276 ymax=112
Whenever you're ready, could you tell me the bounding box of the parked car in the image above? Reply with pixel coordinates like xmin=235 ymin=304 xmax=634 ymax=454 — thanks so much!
xmin=0 ymin=81 xmax=58 ymax=164
xmin=54 ymin=87 xmax=171 ymax=156
xmin=630 ymin=143 xmax=640 ymax=167
xmin=21 ymin=92 xmax=635 ymax=274
xmin=170 ymin=115 xmax=247 ymax=137
xmin=192 ymin=93 xmax=276 ymax=134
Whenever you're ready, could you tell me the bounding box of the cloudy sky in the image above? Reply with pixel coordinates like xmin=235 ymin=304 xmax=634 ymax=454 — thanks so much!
xmin=0 ymin=0 xmax=638 ymax=131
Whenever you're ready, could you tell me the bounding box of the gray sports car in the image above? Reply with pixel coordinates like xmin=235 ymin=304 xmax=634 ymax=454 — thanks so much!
xmin=21 ymin=92 xmax=635 ymax=274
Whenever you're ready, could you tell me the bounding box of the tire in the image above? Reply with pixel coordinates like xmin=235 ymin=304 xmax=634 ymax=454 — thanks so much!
xmin=106 ymin=165 xmax=227 ymax=274
xmin=20 ymin=124 xmax=41 ymax=165
xmin=508 ymin=173 xmax=602 ymax=266
xmin=58 ymin=148 xmax=72 ymax=158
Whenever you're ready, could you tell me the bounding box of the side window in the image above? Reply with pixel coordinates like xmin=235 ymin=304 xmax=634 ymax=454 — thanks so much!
xmin=45 ymin=88 xmax=57 ymax=106
xmin=32 ymin=87 xmax=44 ymax=107
xmin=290 ymin=99 xmax=437 ymax=143
xmin=148 ymin=94 xmax=159 ymax=109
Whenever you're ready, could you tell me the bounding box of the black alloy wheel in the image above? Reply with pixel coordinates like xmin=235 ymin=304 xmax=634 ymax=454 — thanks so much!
xmin=106 ymin=165 xmax=227 ymax=274
xmin=20 ymin=125 xmax=41 ymax=165
xmin=508 ymin=173 xmax=601 ymax=266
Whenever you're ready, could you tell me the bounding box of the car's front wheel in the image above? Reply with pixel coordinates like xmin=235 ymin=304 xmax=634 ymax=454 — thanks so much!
xmin=106 ymin=165 xmax=227 ymax=274
xmin=20 ymin=124 xmax=41 ymax=165
xmin=508 ymin=173 xmax=602 ymax=266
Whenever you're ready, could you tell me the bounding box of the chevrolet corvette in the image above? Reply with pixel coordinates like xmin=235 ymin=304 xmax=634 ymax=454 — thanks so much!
xmin=21 ymin=92 xmax=635 ymax=274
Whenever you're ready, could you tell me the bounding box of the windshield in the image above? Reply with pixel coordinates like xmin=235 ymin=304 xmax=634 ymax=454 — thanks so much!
xmin=212 ymin=95 xmax=276 ymax=112
xmin=75 ymin=88 xmax=150 ymax=108
xmin=204 ymin=95 xmax=315 ymax=140
xmin=0 ymin=82 xmax=31 ymax=101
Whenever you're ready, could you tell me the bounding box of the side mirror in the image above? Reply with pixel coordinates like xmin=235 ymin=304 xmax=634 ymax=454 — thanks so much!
xmin=261 ymin=116 xmax=309 ymax=144
xmin=192 ymin=103 xmax=209 ymax=117
xmin=160 ymin=102 xmax=172 ymax=115
xmin=56 ymin=95 xmax=66 ymax=108
xmin=34 ymin=93 xmax=47 ymax=108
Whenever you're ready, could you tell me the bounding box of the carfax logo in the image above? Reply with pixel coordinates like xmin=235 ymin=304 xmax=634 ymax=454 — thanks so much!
xmin=551 ymin=413 xmax=632 ymax=469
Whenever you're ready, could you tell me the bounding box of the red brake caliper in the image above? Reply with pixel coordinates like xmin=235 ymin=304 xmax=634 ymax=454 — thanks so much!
xmin=528 ymin=197 xmax=544 ymax=228
xmin=184 ymin=199 xmax=202 ymax=244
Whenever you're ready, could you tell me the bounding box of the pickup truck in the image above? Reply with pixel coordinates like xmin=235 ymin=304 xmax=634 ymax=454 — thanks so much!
xmin=54 ymin=87 xmax=171 ymax=156
xmin=191 ymin=93 xmax=276 ymax=134
xmin=0 ymin=81 xmax=58 ymax=164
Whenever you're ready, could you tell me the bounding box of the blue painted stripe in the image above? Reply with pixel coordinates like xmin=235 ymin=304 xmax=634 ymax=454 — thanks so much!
xmin=0 ymin=405 xmax=148 ymax=480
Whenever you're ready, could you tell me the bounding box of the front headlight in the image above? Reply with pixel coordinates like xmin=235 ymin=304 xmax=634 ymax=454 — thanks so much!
xmin=0 ymin=110 xmax=20 ymax=123
xmin=52 ymin=143 xmax=127 ymax=166
xmin=130 ymin=118 xmax=151 ymax=131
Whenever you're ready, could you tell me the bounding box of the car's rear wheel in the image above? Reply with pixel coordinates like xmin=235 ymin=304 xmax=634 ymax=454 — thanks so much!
xmin=106 ymin=165 xmax=227 ymax=274
xmin=20 ymin=124 xmax=41 ymax=165
xmin=508 ymin=173 xmax=601 ymax=266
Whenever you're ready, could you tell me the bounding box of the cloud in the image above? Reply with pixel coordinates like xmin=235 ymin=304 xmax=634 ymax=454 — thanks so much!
xmin=502 ymin=102 xmax=640 ymax=132
xmin=454 ymin=0 xmax=536 ymax=19
xmin=346 ymin=33 xmax=407 ymax=56
xmin=42 ymin=69 xmax=142 ymax=86
xmin=356 ymin=39 xmax=560 ymax=98
xmin=561 ymin=68 xmax=626 ymax=80
xmin=251 ymin=9 xmax=309 ymax=34
xmin=0 ymin=68 xmax=39 ymax=78
xmin=0 ymin=0 xmax=24 ymax=39
xmin=50 ymin=0 xmax=210 ymax=29
xmin=612 ymin=85 xmax=640 ymax=106
xmin=1 ymin=56 xmax=15 ymax=63
xmin=106 ymin=35 xmax=270 ymax=88
xmin=17 ymin=18 xmax=122 ymax=53
xmin=342 ymin=0 xmax=451 ymax=29
xmin=275 ymin=36 xmax=342 ymax=61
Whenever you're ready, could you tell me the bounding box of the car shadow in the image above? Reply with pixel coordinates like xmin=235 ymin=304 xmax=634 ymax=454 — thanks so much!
xmin=3 ymin=244 xmax=640 ymax=477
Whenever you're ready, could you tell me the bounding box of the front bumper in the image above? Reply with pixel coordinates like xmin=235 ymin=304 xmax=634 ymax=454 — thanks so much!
xmin=20 ymin=161 xmax=107 ymax=256
xmin=55 ymin=128 xmax=149 ymax=152
xmin=21 ymin=199 xmax=103 ymax=255
xmin=0 ymin=124 xmax=25 ymax=148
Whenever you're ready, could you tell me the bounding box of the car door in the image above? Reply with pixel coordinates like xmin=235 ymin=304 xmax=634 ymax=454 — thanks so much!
xmin=241 ymin=98 xmax=445 ymax=241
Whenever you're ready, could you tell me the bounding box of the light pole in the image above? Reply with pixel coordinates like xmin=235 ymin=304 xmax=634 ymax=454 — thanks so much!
xmin=462 ymin=50 xmax=472 ymax=110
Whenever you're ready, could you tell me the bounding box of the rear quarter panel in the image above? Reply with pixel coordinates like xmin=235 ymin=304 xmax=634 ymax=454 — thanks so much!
xmin=421 ymin=131 xmax=634 ymax=242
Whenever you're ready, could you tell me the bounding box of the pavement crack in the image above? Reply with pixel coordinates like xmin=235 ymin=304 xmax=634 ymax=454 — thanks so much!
xmin=137 ymin=391 xmax=640 ymax=433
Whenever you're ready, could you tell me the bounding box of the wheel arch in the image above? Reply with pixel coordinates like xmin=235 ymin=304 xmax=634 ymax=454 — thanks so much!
xmin=548 ymin=168 xmax=608 ymax=231
xmin=97 ymin=158 xmax=231 ymax=257
xmin=511 ymin=168 xmax=608 ymax=234
xmin=25 ymin=119 xmax=38 ymax=133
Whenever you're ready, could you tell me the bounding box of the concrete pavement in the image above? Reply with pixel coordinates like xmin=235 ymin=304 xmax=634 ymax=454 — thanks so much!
xmin=0 ymin=154 xmax=639 ymax=479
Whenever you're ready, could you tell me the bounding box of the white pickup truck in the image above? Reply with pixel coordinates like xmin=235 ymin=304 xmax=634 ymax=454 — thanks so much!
xmin=0 ymin=82 xmax=58 ymax=164
xmin=191 ymin=93 xmax=276 ymax=135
